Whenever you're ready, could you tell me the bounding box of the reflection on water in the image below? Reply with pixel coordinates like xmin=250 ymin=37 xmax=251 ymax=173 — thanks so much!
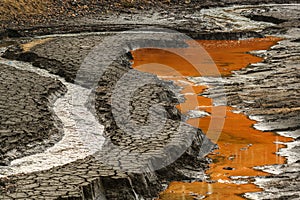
xmin=132 ymin=37 xmax=293 ymax=199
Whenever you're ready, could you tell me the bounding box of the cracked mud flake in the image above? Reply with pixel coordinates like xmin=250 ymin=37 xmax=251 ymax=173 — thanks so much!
xmin=132 ymin=37 xmax=293 ymax=199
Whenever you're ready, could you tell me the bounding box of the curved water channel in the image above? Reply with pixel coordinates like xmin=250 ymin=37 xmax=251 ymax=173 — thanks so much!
xmin=131 ymin=37 xmax=294 ymax=199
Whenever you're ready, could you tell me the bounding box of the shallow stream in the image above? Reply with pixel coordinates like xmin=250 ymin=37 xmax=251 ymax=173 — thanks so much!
xmin=132 ymin=37 xmax=293 ymax=199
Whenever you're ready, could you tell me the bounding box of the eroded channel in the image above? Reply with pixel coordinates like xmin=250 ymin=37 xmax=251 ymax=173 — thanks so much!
xmin=131 ymin=37 xmax=293 ymax=199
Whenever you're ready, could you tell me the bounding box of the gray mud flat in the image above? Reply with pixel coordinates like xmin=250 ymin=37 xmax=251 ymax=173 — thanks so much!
xmin=0 ymin=63 xmax=66 ymax=165
xmin=0 ymin=3 xmax=299 ymax=200
xmin=0 ymin=33 xmax=211 ymax=199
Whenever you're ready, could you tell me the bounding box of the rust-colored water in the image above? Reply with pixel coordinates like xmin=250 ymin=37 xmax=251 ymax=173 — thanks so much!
xmin=131 ymin=37 xmax=293 ymax=199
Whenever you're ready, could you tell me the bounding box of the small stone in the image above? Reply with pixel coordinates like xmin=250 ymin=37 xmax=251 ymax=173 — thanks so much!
xmin=223 ymin=166 xmax=235 ymax=170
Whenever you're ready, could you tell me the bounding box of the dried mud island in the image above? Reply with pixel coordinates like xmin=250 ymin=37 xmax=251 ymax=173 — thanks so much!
xmin=0 ymin=1 xmax=299 ymax=200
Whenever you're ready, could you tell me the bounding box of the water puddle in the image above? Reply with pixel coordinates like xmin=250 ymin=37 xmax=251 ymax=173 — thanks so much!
xmin=131 ymin=37 xmax=293 ymax=199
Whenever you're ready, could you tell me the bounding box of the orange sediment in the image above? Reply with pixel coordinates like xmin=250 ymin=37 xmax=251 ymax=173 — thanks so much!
xmin=131 ymin=37 xmax=293 ymax=199
xmin=21 ymin=38 xmax=53 ymax=52
xmin=158 ymin=181 xmax=261 ymax=200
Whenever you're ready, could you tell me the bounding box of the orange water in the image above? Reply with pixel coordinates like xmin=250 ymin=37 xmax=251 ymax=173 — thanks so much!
xmin=131 ymin=37 xmax=293 ymax=199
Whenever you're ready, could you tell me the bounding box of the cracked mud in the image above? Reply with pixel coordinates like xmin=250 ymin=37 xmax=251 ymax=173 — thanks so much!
xmin=0 ymin=2 xmax=299 ymax=200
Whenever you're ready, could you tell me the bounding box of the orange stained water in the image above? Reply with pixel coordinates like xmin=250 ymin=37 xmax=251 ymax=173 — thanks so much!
xmin=131 ymin=37 xmax=293 ymax=199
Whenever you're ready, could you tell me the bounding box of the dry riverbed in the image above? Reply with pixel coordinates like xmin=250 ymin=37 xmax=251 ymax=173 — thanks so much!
xmin=0 ymin=2 xmax=299 ymax=200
